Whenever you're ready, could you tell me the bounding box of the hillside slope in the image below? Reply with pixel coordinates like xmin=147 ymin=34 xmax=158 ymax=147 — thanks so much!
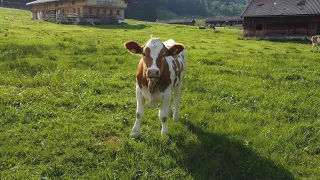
xmin=155 ymin=0 xmax=248 ymax=17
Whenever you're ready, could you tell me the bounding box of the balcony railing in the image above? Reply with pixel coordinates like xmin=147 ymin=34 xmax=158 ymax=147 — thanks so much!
xmin=54 ymin=13 xmax=120 ymax=24
xmin=56 ymin=13 xmax=119 ymax=19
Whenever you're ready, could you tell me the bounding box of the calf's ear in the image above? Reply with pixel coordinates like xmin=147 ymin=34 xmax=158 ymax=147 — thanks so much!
xmin=166 ymin=43 xmax=184 ymax=56
xmin=124 ymin=41 xmax=143 ymax=54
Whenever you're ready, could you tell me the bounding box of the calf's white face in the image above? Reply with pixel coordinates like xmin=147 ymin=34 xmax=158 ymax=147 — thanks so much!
xmin=143 ymin=39 xmax=166 ymax=91
xmin=144 ymin=39 xmax=164 ymax=78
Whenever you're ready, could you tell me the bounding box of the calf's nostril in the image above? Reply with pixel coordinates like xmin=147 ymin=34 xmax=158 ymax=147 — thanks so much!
xmin=147 ymin=69 xmax=160 ymax=77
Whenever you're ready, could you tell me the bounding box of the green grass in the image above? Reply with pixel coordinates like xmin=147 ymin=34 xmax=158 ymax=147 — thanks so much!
xmin=1 ymin=8 xmax=320 ymax=179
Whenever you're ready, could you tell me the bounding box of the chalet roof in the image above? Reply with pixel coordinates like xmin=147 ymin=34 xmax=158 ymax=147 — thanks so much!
xmin=242 ymin=0 xmax=320 ymax=17
xmin=156 ymin=19 xmax=195 ymax=24
xmin=155 ymin=20 xmax=170 ymax=23
xmin=26 ymin=0 xmax=127 ymax=6
xmin=26 ymin=0 xmax=59 ymax=5
xmin=205 ymin=16 xmax=243 ymax=23
xmin=168 ymin=19 xmax=195 ymax=23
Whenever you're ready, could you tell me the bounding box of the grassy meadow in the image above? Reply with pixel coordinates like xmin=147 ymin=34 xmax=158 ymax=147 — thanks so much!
xmin=1 ymin=8 xmax=320 ymax=179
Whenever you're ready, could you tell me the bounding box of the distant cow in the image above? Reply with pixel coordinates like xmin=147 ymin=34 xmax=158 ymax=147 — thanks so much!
xmin=311 ymin=35 xmax=320 ymax=52
xmin=124 ymin=38 xmax=186 ymax=137
xmin=207 ymin=24 xmax=216 ymax=32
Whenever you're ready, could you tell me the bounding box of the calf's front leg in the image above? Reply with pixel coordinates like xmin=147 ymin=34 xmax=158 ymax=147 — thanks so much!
xmin=159 ymin=93 xmax=171 ymax=135
xmin=130 ymin=88 xmax=145 ymax=138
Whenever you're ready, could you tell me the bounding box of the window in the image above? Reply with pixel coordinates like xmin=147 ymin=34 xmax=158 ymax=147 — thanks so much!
xmin=78 ymin=8 xmax=80 ymax=13
xmin=97 ymin=9 xmax=100 ymax=15
xmin=116 ymin=10 xmax=120 ymax=15
xmin=60 ymin=1 xmax=63 ymax=5
xmin=110 ymin=10 xmax=113 ymax=15
xmin=103 ymin=9 xmax=106 ymax=14
xmin=62 ymin=9 xmax=64 ymax=14
xmin=256 ymin=24 xmax=263 ymax=30
xmin=73 ymin=8 xmax=76 ymax=13
xmin=89 ymin=8 xmax=92 ymax=14
xmin=72 ymin=0 xmax=75 ymax=5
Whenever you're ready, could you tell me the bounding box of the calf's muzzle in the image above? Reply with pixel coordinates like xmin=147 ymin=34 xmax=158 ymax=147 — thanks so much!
xmin=147 ymin=69 xmax=160 ymax=78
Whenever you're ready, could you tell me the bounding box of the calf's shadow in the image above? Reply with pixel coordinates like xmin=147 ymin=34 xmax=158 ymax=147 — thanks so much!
xmin=170 ymin=120 xmax=294 ymax=179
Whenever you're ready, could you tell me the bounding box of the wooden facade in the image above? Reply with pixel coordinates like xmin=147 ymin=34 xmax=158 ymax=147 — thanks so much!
xmin=26 ymin=0 xmax=127 ymax=24
xmin=243 ymin=16 xmax=320 ymax=37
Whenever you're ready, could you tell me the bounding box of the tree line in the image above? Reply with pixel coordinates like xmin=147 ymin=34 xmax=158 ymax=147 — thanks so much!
xmin=155 ymin=0 xmax=249 ymax=17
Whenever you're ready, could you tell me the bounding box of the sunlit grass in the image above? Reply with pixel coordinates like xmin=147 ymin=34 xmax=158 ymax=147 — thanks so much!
xmin=0 ymin=8 xmax=319 ymax=179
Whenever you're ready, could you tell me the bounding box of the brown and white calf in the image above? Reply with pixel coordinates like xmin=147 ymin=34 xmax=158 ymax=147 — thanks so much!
xmin=124 ymin=38 xmax=186 ymax=137
xmin=311 ymin=35 xmax=320 ymax=52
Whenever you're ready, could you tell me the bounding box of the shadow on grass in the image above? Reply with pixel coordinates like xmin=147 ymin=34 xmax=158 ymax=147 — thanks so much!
xmin=172 ymin=120 xmax=294 ymax=179
xmin=81 ymin=23 xmax=147 ymax=30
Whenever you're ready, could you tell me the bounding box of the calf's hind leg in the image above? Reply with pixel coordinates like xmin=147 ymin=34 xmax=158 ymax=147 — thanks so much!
xmin=173 ymin=83 xmax=183 ymax=121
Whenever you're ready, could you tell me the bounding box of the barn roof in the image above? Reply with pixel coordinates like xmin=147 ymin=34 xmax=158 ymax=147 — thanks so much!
xmin=169 ymin=19 xmax=195 ymax=23
xmin=26 ymin=0 xmax=127 ymax=6
xmin=205 ymin=16 xmax=243 ymax=23
xmin=155 ymin=20 xmax=170 ymax=24
xmin=156 ymin=19 xmax=195 ymax=24
xmin=242 ymin=0 xmax=320 ymax=17
xmin=26 ymin=0 xmax=59 ymax=5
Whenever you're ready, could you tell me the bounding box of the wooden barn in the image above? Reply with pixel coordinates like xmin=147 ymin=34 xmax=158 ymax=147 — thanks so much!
xmin=156 ymin=18 xmax=196 ymax=26
xmin=205 ymin=16 xmax=243 ymax=27
xmin=26 ymin=0 xmax=128 ymax=24
xmin=241 ymin=0 xmax=320 ymax=37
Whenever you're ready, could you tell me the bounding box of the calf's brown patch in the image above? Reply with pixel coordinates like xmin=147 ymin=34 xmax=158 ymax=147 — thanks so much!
xmin=136 ymin=59 xmax=148 ymax=88
xmin=158 ymin=59 xmax=171 ymax=92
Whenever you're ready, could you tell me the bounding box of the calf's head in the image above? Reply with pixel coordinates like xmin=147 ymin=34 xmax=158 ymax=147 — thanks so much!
xmin=124 ymin=38 xmax=184 ymax=92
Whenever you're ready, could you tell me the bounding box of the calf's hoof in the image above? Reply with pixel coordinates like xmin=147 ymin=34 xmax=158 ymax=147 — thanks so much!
xmin=173 ymin=112 xmax=179 ymax=121
xmin=161 ymin=130 xmax=168 ymax=135
xmin=130 ymin=129 xmax=139 ymax=138
xmin=169 ymin=109 xmax=173 ymax=117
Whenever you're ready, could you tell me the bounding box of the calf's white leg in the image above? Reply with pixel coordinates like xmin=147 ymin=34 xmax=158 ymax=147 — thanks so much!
xmin=173 ymin=77 xmax=184 ymax=121
xmin=159 ymin=91 xmax=171 ymax=135
xmin=130 ymin=87 xmax=145 ymax=138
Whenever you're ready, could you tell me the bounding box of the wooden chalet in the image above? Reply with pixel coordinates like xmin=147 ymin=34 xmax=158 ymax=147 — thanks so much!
xmin=26 ymin=0 xmax=128 ymax=24
xmin=156 ymin=18 xmax=196 ymax=26
xmin=205 ymin=16 xmax=243 ymax=27
xmin=242 ymin=0 xmax=320 ymax=37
